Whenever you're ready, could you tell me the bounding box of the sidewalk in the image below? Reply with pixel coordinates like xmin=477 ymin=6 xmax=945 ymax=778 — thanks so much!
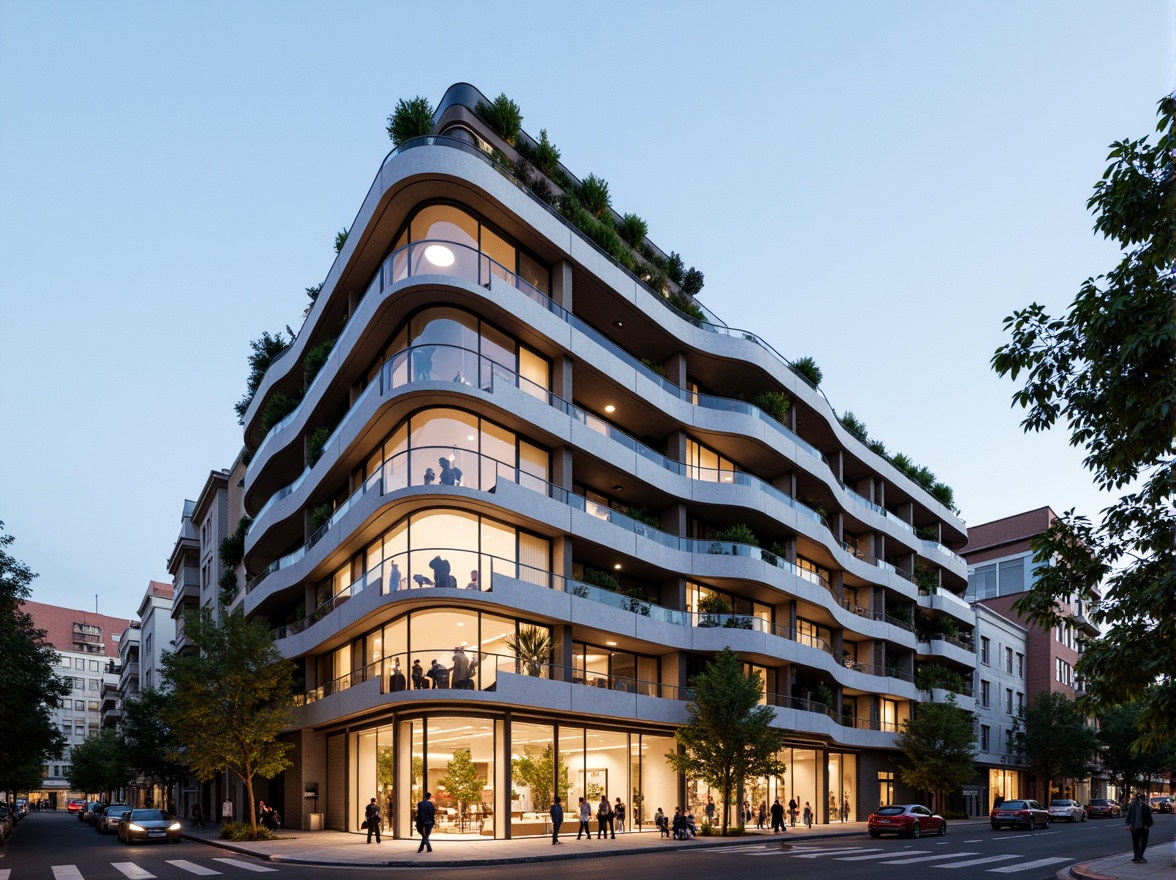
xmin=1068 ymin=843 xmax=1176 ymax=880
xmin=180 ymin=818 xmax=874 ymax=867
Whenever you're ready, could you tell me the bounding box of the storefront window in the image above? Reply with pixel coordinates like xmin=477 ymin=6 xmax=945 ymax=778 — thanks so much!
xmin=427 ymin=716 xmax=495 ymax=834
xmin=827 ymin=752 xmax=856 ymax=822
xmin=510 ymin=722 xmax=556 ymax=835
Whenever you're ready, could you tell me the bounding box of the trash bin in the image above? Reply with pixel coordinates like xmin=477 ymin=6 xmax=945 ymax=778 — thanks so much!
xmin=308 ymin=813 xmax=325 ymax=831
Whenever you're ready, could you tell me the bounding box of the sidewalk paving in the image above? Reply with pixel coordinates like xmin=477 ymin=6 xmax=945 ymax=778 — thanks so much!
xmin=182 ymin=818 xmax=1172 ymax=876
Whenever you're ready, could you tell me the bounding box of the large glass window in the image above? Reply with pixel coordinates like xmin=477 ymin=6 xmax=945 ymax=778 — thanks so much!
xmin=685 ymin=438 xmax=739 ymax=483
xmin=510 ymin=722 xmax=556 ymax=835
xmin=427 ymin=716 xmax=496 ymax=834
xmin=827 ymin=752 xmax=856 ymax=822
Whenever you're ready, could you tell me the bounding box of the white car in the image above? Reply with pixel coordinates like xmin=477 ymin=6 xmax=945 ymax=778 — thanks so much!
xmin=1047 ymin=799 xmax=1086 ymax=822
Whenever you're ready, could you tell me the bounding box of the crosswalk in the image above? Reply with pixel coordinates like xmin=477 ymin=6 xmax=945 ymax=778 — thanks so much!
xmin=703 ymin=843 xmax=1073 ymax=873
xmin=0 ymin=858 xmax=278 ymax=880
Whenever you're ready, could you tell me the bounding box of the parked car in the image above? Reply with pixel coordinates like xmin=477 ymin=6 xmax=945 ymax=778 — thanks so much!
xmin=79 ymin=801 xmax=102 ymax=822
xmin=66 ymin=798 xmax=87 ymax=814
xmin=991 ymin=799 xmax=1049 ymax=830
xmin=1085 ymin=798 xmax=1122 ymax=818
xmin=0 ymin=804 xmax=12 ymax=839
xmin=84 ymin=802 xmax=106 ymax=825
xmin=1048 ymin=799 xmax=1086 ymax=823
xmin=1149 ymin=796 xmax=1172 ymax=814
xmin=867 ymin=804 xmax=947 ymax=838
xmin=97 ymin=804 xmax=132 ymax=834
xmin=117 ymin=808 xmax=182 ymax=845
xmin=14 ymin=799 xmax=28 ymax=818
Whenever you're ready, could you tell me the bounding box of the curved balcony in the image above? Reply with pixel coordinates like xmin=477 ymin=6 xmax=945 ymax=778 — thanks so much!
xmin=250 ymin=218 xmax=961 ymax=545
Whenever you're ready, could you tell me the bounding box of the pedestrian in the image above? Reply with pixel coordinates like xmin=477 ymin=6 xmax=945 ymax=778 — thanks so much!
xmin=705 ymin=795 xmax=715 ymax=827
xmin=1125 ymin=792 xmax=1154 ymax=863
xmin=550 ymin=796 xmax=564 ymax=845
xmin=757 ymin=801 xmax=766 ymax=829
xmin=788 ymin=797 xmax=798 ymax=827
xmin=655 ymin=807 xmax=668 ymax=837
xmin=576 ymin=796 xmax=592 ymax=840
xmin=191 ymin=801 xmax=204 ymax=829
xmin=365 ymin=797 xmax=382 ymax=844
xmin=770 ymin=797 xmax=785 ymax=832
xmin=614 ymin=798 xmax=626 ymax=832
xmin=672 ymin=807 xmax=686 ymax=839
xmin=803 ymin=801 xmax=813 ymax=828
xmin=416 ymin=792 xmax=435 ymax=853
xmin=221 ymin=797 xmax=233 ymax=824
xmin=597 ymin=795 xmax=614 ymax=838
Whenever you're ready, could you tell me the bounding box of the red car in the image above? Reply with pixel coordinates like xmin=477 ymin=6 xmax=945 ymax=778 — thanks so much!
xmin=66 ymin=799 xmax=87 ymax=813
xmin=868 ymin=804 xmax=947 ymax=838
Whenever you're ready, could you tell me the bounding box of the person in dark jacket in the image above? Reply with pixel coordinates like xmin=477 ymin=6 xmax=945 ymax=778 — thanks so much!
xmin=416 ymin=792 xmax=435 ymax=853
xmin=770 ymin=797 xmax=785 ymax=832
xmin=1125 ymin=792 xmax=1154 ymax=863
xmin=365 ymin=797 xmax=381 ymax=844
xmin=550 ymin=796 xmax=564 ymax=845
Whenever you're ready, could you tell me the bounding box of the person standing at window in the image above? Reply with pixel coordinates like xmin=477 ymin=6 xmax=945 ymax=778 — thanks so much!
xmin=550 ymin=796 xmax=563 ymax=845
xmin=365 ymin=797 xmax=382 ymax=844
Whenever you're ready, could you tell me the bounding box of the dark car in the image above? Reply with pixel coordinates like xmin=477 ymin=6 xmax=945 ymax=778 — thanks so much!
xmin=867 ymin=804 xmax=947 ymax=838
xmin=1085 ymin=798 xmax=1122 ymax=818
xmin=118 ymin=808 xmax=182 ymax=845
xmin=84 ymin=802 xmax=106 ymax=825
xmin=1149 ymin=796 xmax=1172 ymax=814
xmin=97 ymin=804 xmax=132 ymax=834
xmin=991 ymin=799 xmax=1048 ymax=830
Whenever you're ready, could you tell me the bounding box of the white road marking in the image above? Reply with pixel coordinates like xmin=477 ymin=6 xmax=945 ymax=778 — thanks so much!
xmin=52 ymin=868 xmax=84 ymax=880
xmin=987 ymin=857 xmax=1073 ymax=873
xmin=0 ymin=870 xmax=11 ymax=880
xmin=212 ymin=859 xmax=279 ymax=872
xmin=794 ymin=847 xmax=884 ymax=858
xmin=166 ymin=861 xmax=223 ymax=876
xmin=934 ymin=855 xmax=1022 ymax=869
xmin=837 ymin=849 xmax=931 ymax=861
xmin=113 ymin=863 xmax=158 ymax=879
xmin=877 ymin=852 xmax=981 ymax=865
xmin=963 ymin=838 xmax=985 ymax=842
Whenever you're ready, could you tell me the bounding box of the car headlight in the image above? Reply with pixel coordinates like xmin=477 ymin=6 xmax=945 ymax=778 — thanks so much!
xmin=168 ymin=822 xmax=182 ymax=831
xmin=128 ymin=823 xmax=145 ymax=832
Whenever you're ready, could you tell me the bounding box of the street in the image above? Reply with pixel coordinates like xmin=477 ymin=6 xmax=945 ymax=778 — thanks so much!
xmin=0 ymin=811 xmax=1167 ymax=880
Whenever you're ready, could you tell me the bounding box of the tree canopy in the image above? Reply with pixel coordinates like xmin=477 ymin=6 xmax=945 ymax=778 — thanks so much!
xmin=1014 ymin=691 xmax=1098 ymax=802
xmin=122 ymin=687 xmax=188 ymax=808
xmin=161 ymin=607 xmax=295 ymax=835
xmin=992 ymin=95 xmax=1175 ymax=753
xmin=895 ymin=695 xmax=976 ymax=811
xmin=666 ymin=647 xmax=785 ymax=834
xmin=1096 ymin=702 xmax=1173 ymax=799
xmin=67 ymin=728 xmax=129 ymax=799
xmin=0 ymin=522 xmax=68 ymax=792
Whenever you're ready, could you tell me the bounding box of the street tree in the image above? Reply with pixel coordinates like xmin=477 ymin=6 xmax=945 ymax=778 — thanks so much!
xmin=666 ymin=647 xmax=785 ymax=834
xmin=122 ymin=688 xmax=188 ymax=811
xmin=992 ymin=95 xmax=1176 ymax=752
xmin=161 ymin=607 xmax=296 ymax=836
xmin=68 ymin=728 xmax=129 ymax=799
xmin=1014 ymin=692 xmax=1098 ymax=802
xmin=0 ymin=522 xmax=68 ymax=793
xmin=895 ymin=694 xmax=977 ymax=812
xmin=1096 ymin=702 xmax=1173 ymax=798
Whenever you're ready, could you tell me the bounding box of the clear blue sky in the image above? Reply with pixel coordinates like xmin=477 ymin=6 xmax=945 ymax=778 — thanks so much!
xmin=1 ymin=1 xmax=1170 ymax=615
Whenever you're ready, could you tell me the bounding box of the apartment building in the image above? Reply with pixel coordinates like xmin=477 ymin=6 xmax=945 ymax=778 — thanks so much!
xmin=23 ymin=601 xmax=131 ymax=803
xmin=970 ymin=604 xmax=1029 ymax=812
xmin=238 ymin=83 xmax=972 ymax=836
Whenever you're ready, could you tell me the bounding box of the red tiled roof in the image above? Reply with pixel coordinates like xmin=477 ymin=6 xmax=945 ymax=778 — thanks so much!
xmin=21 ymin=600 xmax=134 ymax=656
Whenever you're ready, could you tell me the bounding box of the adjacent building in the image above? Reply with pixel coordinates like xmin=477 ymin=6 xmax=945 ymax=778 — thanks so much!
xmin=23 ymin=601 xmax=131 ymax=805
xmin=236 ymin=82 xmax=973 ymax=836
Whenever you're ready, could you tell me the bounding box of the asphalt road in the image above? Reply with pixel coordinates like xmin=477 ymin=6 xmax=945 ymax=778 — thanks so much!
xmin=0 ymin=811 xmax=1167 ymax=880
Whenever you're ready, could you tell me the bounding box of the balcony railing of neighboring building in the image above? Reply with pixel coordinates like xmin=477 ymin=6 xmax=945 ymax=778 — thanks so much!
xmin=248 ymin=234 xmax=953 ymax=544
xmin=271 ymin=551 xmax=919 ymax=692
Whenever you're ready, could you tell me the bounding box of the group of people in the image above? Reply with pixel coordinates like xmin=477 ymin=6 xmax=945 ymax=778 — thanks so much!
xmin=256 ymin=800 xmax=281 ymax=831
xmin=405 ymin=649 xmax=479 ymax=690
xmin=651 ymin=806 xmax=697 ymax=839
xmin=422 ymin=458 xmax=463 ymax=487
xmin=551 ymin=795 xmax=629 ymax=844
xmin=390 ymin=558 xmax=481 ymax=592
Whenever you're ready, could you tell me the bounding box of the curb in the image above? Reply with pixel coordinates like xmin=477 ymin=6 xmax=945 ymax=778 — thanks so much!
xmin=1068 ymin=865 xmax=1115 ymax=880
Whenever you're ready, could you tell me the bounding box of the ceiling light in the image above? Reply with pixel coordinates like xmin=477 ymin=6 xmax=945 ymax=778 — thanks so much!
xmin=613 ymin=320 xmax=624 ymax=328
xmin=424 ymin=244 xmax=455 ymax=267
xmin=613 ymin=563 xmax=622 ymax=570
xmin=606 ymin=641 xmax=617 ymax=647
xmin=467 ymin=434 xmax=475 ymax=441
xmin=612 ymin=485 xmax=623 ymax=492
xmin=604 ymin=405 xmax=615 ymax=413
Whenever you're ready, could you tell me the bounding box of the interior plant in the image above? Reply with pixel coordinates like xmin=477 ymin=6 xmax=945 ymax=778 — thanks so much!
xmin=386 ymin=96 xmax=435 ymax=146
xmin=303 ymin=337 xmax=336 ymax=386
xmin=839 ymin=411 xmax=868 ymax=441
xmin=475 ymin=93 xmax=523 ymax=144
xmin=260 ymin=392 xmax=300 ymax=433
xmin=790 ymin=356 xmax=823 ymax=388
xmin=618 ymin=213 xmax=648 ymax=247
xmin=751 ymin=390 xmax=790 ymax=424
xmin=712 ymin=522 xmax=759 ymax=547
xmin=504 ymin=626 xmax=552 ymax=676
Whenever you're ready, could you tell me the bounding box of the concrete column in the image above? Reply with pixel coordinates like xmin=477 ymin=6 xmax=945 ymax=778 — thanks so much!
xmin=664 ymin=352 xmax=688 ymax=388
xmin=553 ymin=623 xmax=574 ymax=682
xmin=551 ymin=259 xmax=574 ymax=312
xmin=660 ymin=576 xmax=687 ymax=611
xmin=553 ymin=535 xmax=573 ymax=580
xmin=552 ymin=447 xmax=574 ymax=492
xmin=552 ymin=355 xmax=573 ymax=403
xmin=661 ymin=503 xmax=686 ymax=539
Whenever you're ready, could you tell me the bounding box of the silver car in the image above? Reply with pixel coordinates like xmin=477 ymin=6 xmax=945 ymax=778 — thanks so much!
xmin=1048 ymin=799 xmax=1086 ymax=822
xmin=98 ymin=804 xmax=131 ymax=834
xmin=118 ymin=808 xmax=182 ymax=845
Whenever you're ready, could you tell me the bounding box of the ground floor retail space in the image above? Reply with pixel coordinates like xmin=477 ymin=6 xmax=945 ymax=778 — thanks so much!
xmin=284 ymin=710 xmax=903 ymax=838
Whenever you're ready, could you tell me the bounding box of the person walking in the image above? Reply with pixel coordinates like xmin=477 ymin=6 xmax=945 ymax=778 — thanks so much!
xmin=221 ymin=797 xmax=233 ymax=824
xmin=614 ymin=798 xmax=626 ymax=832
xmin=416 ymin=792 xmax=435 ymax=853
xmin=1125 ymin=792 xmax=1154 ymax=863
xmin=803 ymin=801 xmax=813 ymax=828
xmin=597 ymin=795 xmax=614 ymax=838
xmin=365 ymin=797 xmax=382 ymax=844
xmin=788 ymin=796 xmax=798 ymax=827
xmin=770 ymin=797 xmax=785 ymax=832
xmin=757 ymin=801 xmax=766 ymax=829
xmin=576 ymin=796 xmax=592 ymax=840
xmin=191 ymin=802 xmax=204 ymax=829
xmin=705 ymin=795 xmax=715 ymax=828
xmin=550 ymin=796 xmax=564 ymax=845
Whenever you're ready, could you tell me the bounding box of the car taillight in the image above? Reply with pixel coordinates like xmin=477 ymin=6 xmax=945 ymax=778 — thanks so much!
xmin=1020 ymin=810 xmax=1030 ymax=817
